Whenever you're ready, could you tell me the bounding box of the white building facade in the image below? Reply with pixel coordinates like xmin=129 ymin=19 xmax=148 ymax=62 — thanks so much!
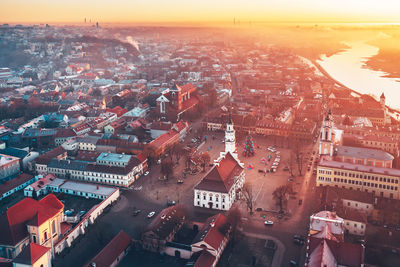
xmin=194 ymin=115 xmax=244 ymax=210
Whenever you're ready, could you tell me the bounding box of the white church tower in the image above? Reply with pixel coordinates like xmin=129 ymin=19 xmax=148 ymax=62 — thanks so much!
xmin=225 ymin=112 xmax=236 ymax=154
xmin=319 ymin=110 xmax=334 ymax=156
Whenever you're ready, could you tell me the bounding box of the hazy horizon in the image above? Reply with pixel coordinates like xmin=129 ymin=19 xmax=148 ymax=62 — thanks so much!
xmin=1 ymin=0 xmax=400 ymax=25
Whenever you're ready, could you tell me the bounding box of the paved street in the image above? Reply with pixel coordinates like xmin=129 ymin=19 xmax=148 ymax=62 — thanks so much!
xmin=55 ymin=119 xmax=320 ymax=266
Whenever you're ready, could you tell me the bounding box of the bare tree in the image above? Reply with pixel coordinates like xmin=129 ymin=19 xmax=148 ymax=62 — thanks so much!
xmin=242 ymin=183 xmax=256 ymax=214
xmin=200 ymin=152 xmax=211 ymax=172
xmin=287 ymin=151 xmax=296 ymax=177
xmin=219 ymin=206 xmax=242 ymax=241
xmin=293 ymin=140 xmax=305 ymax=176
xmin=160 ymin=159 xmax=173 ymax=180
xmin=272 ymin=184 xmax=293 ymax=213
xmin=174 ymin=143 xmax=185 ymax=163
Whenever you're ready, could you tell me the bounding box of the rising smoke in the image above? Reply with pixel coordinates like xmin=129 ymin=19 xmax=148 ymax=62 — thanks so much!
xmin=126 ymin=36 xmax=140 ymax=52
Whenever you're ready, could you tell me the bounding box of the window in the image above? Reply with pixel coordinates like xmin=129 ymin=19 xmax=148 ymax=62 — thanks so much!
xmin=197 ymin=195 xmax=200 ymax=199
xmin=52 ymin=220 xmax=56 ymax=235
xmin=203 ymin=195 xmax=206 ymax=200
xmin=32 ymin=235 xmax=37 ymax=243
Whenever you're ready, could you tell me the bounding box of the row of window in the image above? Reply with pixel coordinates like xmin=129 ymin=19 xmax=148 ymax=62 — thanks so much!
xmin=332 ymin=171 xmax=398 ymax=184
xmin=196 ymin=201 xmax=225 ymax=209
xmin=198 ymin=194 xmax=226 ymax=202
xmin=44 ymin=167 xmax=138 ymax=181
xmin=330 ymin=177 xmax=398 ymax=191
xmin=346 ymin=201 xmax=369 ymax=209
xmin=318 ymin=170 xmax=332 ymax=175
xmin=362 ymin=141 xmax=395 ymax=147
xmin=346 ymin=221 xmax=364 ymax=229
xmin=318 ymin=177 xmax=331 ymax=182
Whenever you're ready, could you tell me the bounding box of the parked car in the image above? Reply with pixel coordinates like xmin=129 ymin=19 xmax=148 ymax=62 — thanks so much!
xmin=133 ymin=209 xmax=141 ymax=216
xmin=293 ymin=235 xmax=306 ymax=242
xmin=289 ymin=260 xmax=298 ymax=267
xmin=177 ymin=180 xmax=184 ymax=184
xmin=264 ymin=220 xmax=274 ymax=226
xmin=144 ymin=171 xmax=149 ymax=176
xmin=293 ymin=238 xmax=304 ymax=246
xmin=255 ymin=207 xmax=263 ymax=212
xmin=147 ymin=211 xmax=156 ymax=218
xmin=283 ymin=166 xmax=289 ymax=171
xmin=167 ymin=200 xmax=176 ymax=206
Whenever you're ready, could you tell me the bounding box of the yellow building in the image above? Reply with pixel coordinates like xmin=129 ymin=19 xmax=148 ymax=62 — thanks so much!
xmin=0 ymin=194 xmax=64 ymax=260
xmin=13 ymin=243 xmax=52 ymax=267
xmin=317 ymin=158 xmax=400 ymax=199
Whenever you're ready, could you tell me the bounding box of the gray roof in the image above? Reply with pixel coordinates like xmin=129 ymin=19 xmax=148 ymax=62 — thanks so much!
xmin=48 ymin=159 xmax=89 ymax=171
xmin=319 ymin=158 xmax=400 ymax=177
xmin=337 ymin=146 xmax=394 ymax=161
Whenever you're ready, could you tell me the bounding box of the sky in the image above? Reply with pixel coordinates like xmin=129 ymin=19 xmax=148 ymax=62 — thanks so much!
xmin=1 ymin=0 xmax=400 ymax=24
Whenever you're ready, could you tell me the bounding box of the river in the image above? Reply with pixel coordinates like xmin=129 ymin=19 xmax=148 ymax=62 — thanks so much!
xmin=317 ymin=41 xmax=400 ymax=110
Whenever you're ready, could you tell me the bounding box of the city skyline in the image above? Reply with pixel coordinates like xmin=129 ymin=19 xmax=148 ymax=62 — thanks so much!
xmin=1 ymin=0 xmax=400 ymax=24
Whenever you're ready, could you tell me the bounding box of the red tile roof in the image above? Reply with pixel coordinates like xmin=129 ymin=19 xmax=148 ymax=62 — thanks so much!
xmin=308 ymin=237 xmax=364 ymax=267
xmin=195 ymin=152 xmax=243 ymax=193
xmin=136 ymin=152 xmax=147 ymax=163
xmin=0 ymin=194 xmax=64 ymax=246
xmin=0 ymin=173 xmax=34 ymax=196
xmin=85 ymin=230 xmax=131 ymax=267
xmin=174 ymin=121 xmax=189 ymax=133
xmin=193 ymin=213 xmax=229 ymax=251
xmin=180 ymin=95 xmax=199 ymax=112
xmin=60 ymin=221 xmax=72 ymax=236
xmin=180 ymin=83 xmax=197 ymax=94
xmin=145 ymin=204 xmax=186 ymax=240
xmin=0 ymin=258 xmax=12 ymax=267
xmin=13 ymin=243 xmax=50 ymax=265
xmin=73 ymin=123 xmax=91 ymax=134
xmin=194 ymin=250 xmax=216 ymax=267
xmin=35 ymin=146 xmax=67 ymax=165
xmin=106 ymin=106 xmax=128 ymax=117
xmin=55 ymin=128 xmax=77 ymax=138
xmin=149 ymin=129 xmax=179 ymax=150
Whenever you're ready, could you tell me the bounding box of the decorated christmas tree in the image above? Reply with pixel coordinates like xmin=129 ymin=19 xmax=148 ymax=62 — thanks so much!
xmin=243 ymin=134 xmax=255 ymax=157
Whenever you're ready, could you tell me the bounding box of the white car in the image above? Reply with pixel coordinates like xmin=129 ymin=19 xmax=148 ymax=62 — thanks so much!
xmin=144 ymin=171 xmax=149 ymax=176
xmin=264 ymin=220 xmax=274 ymax=225
xmin=147 ymin=211 xmax=156 ymax=218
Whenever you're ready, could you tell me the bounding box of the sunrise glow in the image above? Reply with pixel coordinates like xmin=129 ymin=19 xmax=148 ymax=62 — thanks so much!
xmin=1 ymin=0 xmax=400 ymax=24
